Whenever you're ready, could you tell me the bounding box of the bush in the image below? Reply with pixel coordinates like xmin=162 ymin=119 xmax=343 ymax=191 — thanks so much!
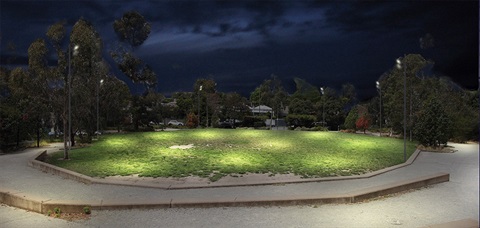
xmin=286 ymin=114 xmax=316 ymax=128
xmin=414 ymin=96 xmax=452 ymax=147
xmin=243 ymin=116 xmax=267 ymax=128
xmin=355 ymin=115 xmax=370 ymax=134
xmin=186 ymin=113 xmax=198 ymax=128
xmin=344 ymin=107 xmax=358 ymax=130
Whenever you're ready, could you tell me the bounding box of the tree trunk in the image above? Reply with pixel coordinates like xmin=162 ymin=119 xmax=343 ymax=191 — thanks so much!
xmin=36 ymin=119 xmax=40 ymax=147
xmin=71 ymin=130 xmax=75 ymax=147
xmin=16 ymin=124 xmax=20 ymax=147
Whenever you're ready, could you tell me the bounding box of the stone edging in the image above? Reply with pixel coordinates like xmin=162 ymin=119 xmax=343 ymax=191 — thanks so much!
xmin=27 ymin=149 xmax=423 ymax=189
xmin=0 ymin=172 xmax=449 ymax=213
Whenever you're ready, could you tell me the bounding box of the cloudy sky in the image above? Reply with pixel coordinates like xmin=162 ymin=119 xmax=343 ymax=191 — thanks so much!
xmin=1 ymin=1 xmax=478 ymax=100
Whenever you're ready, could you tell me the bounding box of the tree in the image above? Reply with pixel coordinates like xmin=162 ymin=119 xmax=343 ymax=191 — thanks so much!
xmin=70 ymin=19 xmax=104 ymax=143
xmin=112 ymin=11 xmax=156 ymax=93
xmin=46 ymin=21 xmax=69 ymax=154
xmin=113 ymin=11 xmax=151 ymax=48
xmin=356 ymin=115 xmax=370 ymax=134
xmin=112 ymin=11 xmax=158 ymax=131
xmin=291 ymin=77 xmax=321 ymax=103
xmin=414 ymin=96 xmax=451 ymax=147
xmin=194 ymin=78 xmax=218 ymax=127
xmin=99 ymin=74 xmax=131 ymax=132
xmin=380 ymin=54 xmax=431 ymax=134
xmin=344 ymin=106 xmax=358 ymax=130
xmin=223 ymin=92 xmax=249 ymax=126
xmin=250 ymin=75 xmax=287 ymax=128
xmin=340 ymin=83 xmax=357 ymax=112
xmin=27 ymin=38 xmax=51 ymax=147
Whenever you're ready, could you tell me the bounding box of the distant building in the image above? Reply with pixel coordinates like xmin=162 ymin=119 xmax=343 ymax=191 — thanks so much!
xmin=162 ymin=99 xmax=178 ymax=108
xmin=249 ymin=105 xmax=272 ymax=115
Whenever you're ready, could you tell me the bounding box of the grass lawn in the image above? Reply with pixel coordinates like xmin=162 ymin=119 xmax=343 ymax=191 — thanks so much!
xmin=47 ymin=129 xmax=417 ymax=181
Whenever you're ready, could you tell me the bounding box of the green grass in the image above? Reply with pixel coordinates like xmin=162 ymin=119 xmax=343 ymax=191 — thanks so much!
xmin=47 ymin=129 xmax=417 ymax=181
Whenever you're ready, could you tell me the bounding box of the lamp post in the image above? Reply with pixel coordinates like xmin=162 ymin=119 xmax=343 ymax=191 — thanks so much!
xmin=197 ymin=85 xmax=202 ymax=127
xmin=96 ymin=79 xmax=104 ymax=137
xmin=320 ymin=87 xmax=325 ymax=127
xmin=396 ymin=57 xmax=407 ymax=162
xmin=65 ymin=44 xmax=79 ymax=159
xmin=376 ymin=81 xmax=382 ymax=136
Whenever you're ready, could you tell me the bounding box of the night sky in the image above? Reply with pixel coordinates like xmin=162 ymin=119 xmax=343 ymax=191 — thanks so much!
xmin=1 ymin=1 xmax=478 ymax=100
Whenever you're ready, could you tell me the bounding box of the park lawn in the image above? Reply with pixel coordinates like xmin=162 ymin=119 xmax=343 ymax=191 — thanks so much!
xmin=47 ymin=129 xmax=417 ymax=181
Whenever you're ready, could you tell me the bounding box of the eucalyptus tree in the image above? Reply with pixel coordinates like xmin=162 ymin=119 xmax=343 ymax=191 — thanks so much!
xmin=223 ymin=92 xmax=249 ymax=126
xmin=99 ymin=75 xmax=131 ymax=131
xmin=69 ymin=18 xmax=104 ymax=142
xmin=380 ymin=54 xmax=431 ymax=135
xmin=194 ymin=78 xmax=218 ymax=126
xmin=112 ymin=10 xmax=156 ymax=94
xmin=111 ymin=11 xmax=159 ymax=131
xmin=27 ymin=38 xmax=51 ymax=147
xmin=46 ymin=21 xmax=70 ymax=153
xmin=4 ymin=68 xmax=30 ymax=146
xmin=250 ymin=75 xmax=287 ymax=122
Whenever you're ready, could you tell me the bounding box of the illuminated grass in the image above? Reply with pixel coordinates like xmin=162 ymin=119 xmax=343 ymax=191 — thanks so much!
xmin=47 ymin=129 xmax=417 ymax=180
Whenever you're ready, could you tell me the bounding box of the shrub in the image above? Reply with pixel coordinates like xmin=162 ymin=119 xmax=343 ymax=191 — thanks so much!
xmin=83 ymin=206 xmax=91 ymax=214
xmin=186 ymin=113 xmax=198 ymax=128
xmin=414 ymin=96 xmax=452 ymax=147
xmin=243 ymin=116 xmax=267 ymax=127
xmin=286 ymin=114 xmax=316 ymax=128
xmin=344 ymin=107 xmax=358 ymax=130
xmin=356 ymin=115 xmax=370 ymax=134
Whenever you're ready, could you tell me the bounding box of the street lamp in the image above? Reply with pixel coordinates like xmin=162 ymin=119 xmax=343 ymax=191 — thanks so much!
xmin=96 ymin=79 xmax=104 ymax=137
xmin=396 ymin=57 xmax=407 ymax=162
xmin=197 ymin=85 xmax=202 ymax=128
xmin=376 ymin=81 xmax=382 ymax=136
xmin=64 ymin=44 xmax=79 ymax=159
xmin=320 ymin=87 xmax=325 ymax=127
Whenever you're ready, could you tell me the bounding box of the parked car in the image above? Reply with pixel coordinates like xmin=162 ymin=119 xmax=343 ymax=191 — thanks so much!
xmin=218 ymin=120 xmax=236 ymax=129
xmin=168 ymin=120 xmax=184 ymax=126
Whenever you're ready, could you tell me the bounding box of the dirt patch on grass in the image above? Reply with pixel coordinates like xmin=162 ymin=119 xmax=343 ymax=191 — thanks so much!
xmin=169 ymin=144 xmax=194 ymax=149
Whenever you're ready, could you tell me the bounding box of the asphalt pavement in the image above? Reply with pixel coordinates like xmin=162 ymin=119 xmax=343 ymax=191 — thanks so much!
xmin=0 ymin=141 xmax=478 ymax=228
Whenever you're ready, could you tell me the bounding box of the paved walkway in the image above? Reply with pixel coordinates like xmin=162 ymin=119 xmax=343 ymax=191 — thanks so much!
xmin=0 ymin=142 xmax=478 ymax=227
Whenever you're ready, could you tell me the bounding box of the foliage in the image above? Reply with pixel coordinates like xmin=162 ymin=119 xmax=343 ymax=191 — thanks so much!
xmin=414 ymin=96 xmax=452 ymax=147
xmin=48 ymin=129 xmax=417 ymax=180
xmin=355 ymin=115 xmax=370 ymax=134
xmin=70 ymin=19 xmax=105 ymax=143
xmin=112 ymin=11 xmax=156 ymax=94
xmin=186 ymin=112 xmax=198 ymax=128
xmin=286 ymin=114 xmax=316 ymax=128
xmin=344 ymin=106 xmax=358 ymax=130
xmin=250 ymin=74 xmax=288 ymax=118
xmin=113 ymin=11 xmax=151 ymax=47
xmin=242 ymin=116 xmax=267 ymax=128
xmin=83 ymin=206 xmax=91 ymax=215
xmin=379 ymin=54 xmax=431 ymax=134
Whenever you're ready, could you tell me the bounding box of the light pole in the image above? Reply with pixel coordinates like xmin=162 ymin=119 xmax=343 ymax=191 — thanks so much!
xmin=96 ymin=79 xmax=104 ymax=137
xmin=197 ymin=85 xmax=202 ymax=128
xmin=320 ymin=87 xmax=325 ymax=127
xmin=65 ymin=44 xmax=79 ymax=159
xmin=376 ymin=81 xmax=382 ymax=136
xmin=396 ymin=57 xmax=407 ymax=162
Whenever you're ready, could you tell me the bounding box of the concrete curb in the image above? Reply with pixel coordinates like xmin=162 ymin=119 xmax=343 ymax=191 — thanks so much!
xmin=421 ymin=218 xmax=479 ymax=228
xmin=0 ymin=172 xmax=449 ymax=213
xmin=27 ymin=149 xmax=423 ymax=189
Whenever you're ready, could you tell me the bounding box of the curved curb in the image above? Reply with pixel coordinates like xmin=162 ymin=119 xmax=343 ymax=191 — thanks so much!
xmin=28 ymin=149 xmax=423 ymax=190
xmin=0 ymin=172 xmax=449 ymax=214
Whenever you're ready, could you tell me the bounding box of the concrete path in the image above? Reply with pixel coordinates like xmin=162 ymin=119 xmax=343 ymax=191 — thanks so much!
xmin=0 ymin=142 xmax=478 ymax=227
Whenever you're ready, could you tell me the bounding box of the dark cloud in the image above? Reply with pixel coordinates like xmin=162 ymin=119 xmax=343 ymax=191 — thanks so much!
xmin=1 ymin=0 xmax=477 ymax=100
